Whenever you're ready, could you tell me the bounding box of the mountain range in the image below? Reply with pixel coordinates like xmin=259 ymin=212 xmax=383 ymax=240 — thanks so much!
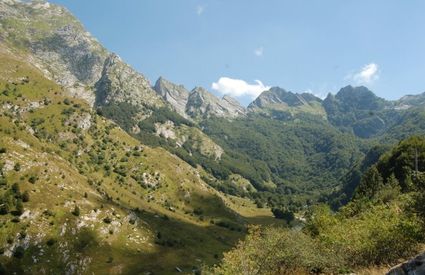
xmin=1 ymin=1 xmax=425 ymax=274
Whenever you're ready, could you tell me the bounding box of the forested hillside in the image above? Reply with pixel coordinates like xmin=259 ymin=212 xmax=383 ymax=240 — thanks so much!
xmin=209 ymin=136 xmax=425 ymax=274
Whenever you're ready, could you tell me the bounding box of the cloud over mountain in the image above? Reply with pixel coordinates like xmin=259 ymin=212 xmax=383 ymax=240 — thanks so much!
xmin=212 ymin=77 xmax=270 ymax=99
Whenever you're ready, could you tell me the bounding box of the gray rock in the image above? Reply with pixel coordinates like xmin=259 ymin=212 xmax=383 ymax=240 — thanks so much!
xmin=95 ymin=54 xmax=163 ymax=108
xmin=387 ymin=252 xmax=425 ymax=275
xmin=248 ymin=86 xmax=322 ymax=111
xmin=0 ymin=0 xmax=108 ymax=106
xmin=186 ymin=87 xmax=246 ymax=119
xmin=153 ymin=77 xmax=189 ymax=118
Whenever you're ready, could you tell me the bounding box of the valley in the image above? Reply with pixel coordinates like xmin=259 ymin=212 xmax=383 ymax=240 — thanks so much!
xmin=0 ymin=1 xmax=425 ymax=274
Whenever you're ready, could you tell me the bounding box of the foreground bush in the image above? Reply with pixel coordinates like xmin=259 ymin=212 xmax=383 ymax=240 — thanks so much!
xmin=209 ymin=196 xmax=423 ymax=275
xmin=207 ymin=226 xmax=343 ymax=275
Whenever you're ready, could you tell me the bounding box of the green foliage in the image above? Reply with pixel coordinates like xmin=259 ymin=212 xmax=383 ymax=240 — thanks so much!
xmin=72 ymin=206 xmax=80 ymax=216
xmin=13 ymin=246 xmax=25 ymax=259
xmin=208 ymin=226 xmax=341 ymax=275
xmin=354 ymin=136 xmax=425 ymax=200
xmin=13 ymin=163 xmax=21 ymax=172
xmin=22 ymin=191 xmax=30 ymax=202
xmin=201 ymin=114 xmax=367 ymax=206
xmin=271 ymin=208 xmax=294 ymax=223
xmin=15 ymin=199 xmax=24 ymax=215
xmin=138 ymin=106 xmax=194 ymax=133
xmin=97 ymin=103 xmax=140 ymax=131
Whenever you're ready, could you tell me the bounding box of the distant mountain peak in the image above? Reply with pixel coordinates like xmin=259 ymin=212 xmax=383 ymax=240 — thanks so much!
xmin=153 ymin=77 xmax=189 ymax=117
xmin=248 ymin=86 xmax=323 ymax=116
xmin=186 ymin=87 xmax=246 ymax=119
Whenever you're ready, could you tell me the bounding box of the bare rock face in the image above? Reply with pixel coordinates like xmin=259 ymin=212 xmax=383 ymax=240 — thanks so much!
xmin=154 ymin=77 xmax=189 ymax=118
xmin=387 ymin=252 xmax=425 ymax=275
xmin=0 ymin=0 xmax=108 ymax=106
xmin=95 ymin=54 xmax=163 ymax=108
xmin=248 ymin=87 xmax=322 ymax=111
xmin=221 ymin=95 xmax=247 ymax=117
xmin=186 ymin=87 xmax=246 ymax=119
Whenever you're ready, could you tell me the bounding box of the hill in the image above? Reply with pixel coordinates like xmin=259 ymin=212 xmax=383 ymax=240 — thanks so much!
xmin=0 ymin=39 xmax=279 ymax=274
xmin=209 ymin=136 xmax=425 ymax=274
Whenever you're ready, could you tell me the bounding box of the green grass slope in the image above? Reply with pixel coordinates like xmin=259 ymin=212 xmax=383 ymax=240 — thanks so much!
xmin=0 ymin=46 xmax=279 ymax=274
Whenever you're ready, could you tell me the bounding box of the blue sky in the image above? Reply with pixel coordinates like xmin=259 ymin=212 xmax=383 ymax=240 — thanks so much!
xmin=50 ymin=0 xmax=425 ymax=106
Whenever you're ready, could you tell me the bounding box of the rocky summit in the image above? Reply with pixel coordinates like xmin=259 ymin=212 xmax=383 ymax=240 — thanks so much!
xmin=153 ymin=77 xmax=190 ymax=118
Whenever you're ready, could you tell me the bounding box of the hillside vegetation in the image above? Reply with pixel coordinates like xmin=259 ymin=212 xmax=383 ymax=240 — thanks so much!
xmin=209 ymin=136 xmax=425 ymax=274
xmin=0 ymin=46 xmax=279 ymax=274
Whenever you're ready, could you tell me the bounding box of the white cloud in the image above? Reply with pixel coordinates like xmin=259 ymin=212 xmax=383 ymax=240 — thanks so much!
xmin=212 ymin=77 xmax=270 ymax=99
xmin=196 ymin=5 xmax=205 ymax=15
xmin=254 ymin=47 xmax=264 ymax=57
xmin=348 ymin=63 xmax=379 ymax=84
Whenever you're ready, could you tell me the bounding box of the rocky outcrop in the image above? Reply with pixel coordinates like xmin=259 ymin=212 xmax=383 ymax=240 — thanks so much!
xmin=249 ymin=87 xmax=321 ymax=111
xmin=95 ymin=54 xmax=163 ymax=108
xmin=186 ymin=87 xmax=246 ymax=119
xmin=154 ymin=78 xmax=246 ymax=120
xmin=221 ymin=95 xmax=246 ymax=117
xmin=248 ymin=86 xmax=325 ymax=118
xmin=387 ymin=252 xmax=425 ymax=275
xmin=0 ymin=0 xmax=109 ymax=106
xmin=395 ymin=92 xmax=425 ymax=110
xmin=153 ymin=77 xmax=189 ymax=118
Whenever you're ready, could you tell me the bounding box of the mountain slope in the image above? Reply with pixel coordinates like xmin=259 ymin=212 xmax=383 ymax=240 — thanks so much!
xmin=0 ymin=41 xmax=278 ymax=274
xmin=248 ymin=86 xmax=325 ymax=117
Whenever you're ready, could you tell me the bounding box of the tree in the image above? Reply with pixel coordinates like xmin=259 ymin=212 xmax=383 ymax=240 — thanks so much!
xmin=13 ymin=246 xmax=25 ymax=259
xmin=0 ymin=203 xmax=9 ymax=215
xmin=22 ymin=191 xmax=30 ymax=202
xmin=354 ymin=166 xmax=383 ymax=199
xmin=272 ymin=208 xmax=295 ymax=223
xmin=12 ymin=183 xmax=20 ymax=194
xmin=72 ymin=206 xmax=80 ymax=216
xmin=15 ymin=199 xmax=24 ymax=216
xmin=13 ymin=163 xmax=21 ymax=172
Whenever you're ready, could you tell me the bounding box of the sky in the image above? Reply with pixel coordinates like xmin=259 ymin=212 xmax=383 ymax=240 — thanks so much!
xmin=50 ymin=0 xmax=425 ymax=106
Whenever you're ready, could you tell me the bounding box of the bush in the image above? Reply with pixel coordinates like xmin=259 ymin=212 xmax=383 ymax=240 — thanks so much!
xmin=0 ymin=204 xmax=9 ymax=215
xmin=208 ymin=226 xmax=341 ymax=275
xmin=72 ymin=206 xmax=80 ymax=216
xmin=13 ymin=246 xmax=25 ymax=259
xmin=15 ymin=199 xmax=24 ymax=216
xmin=46 ymin=238 xmax=56 ymax=246
xmin=271 ymin=208 xmax=294 ymax=223
xmin=22 ymin=191 xmax=30 ymax=202
xmin=28 ymin=175 xmax=37 ymax=184
xmin=13 ymin=163 xmax=21 ymax=172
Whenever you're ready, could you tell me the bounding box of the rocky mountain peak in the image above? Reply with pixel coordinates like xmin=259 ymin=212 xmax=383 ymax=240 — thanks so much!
xmin=153 ymin=77 xmax=190 ymax=117
xmin=333 ymin=85 xmax=387 ymax=111
xmin=94 ymin=53 xmax=162 ymax=108
xmin=186 ymin=87 xmax=246 ymax=119
xmin=248 ymin=86 xmax=322 ymax=113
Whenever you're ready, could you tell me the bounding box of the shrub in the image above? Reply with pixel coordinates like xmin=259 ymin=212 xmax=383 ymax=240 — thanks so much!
xmin=13 ymin=163 xmax=21 ymax=172
xmin=28 ymin=175 xmax=37 ymax=184
xmin=0 ymin=204 xmax=9 ymax=215
xmin=15 ymin=199 xmax=24 ymax=216
xmin=22 ymin=191 xmax=30 ymax=202
xmin=46 ymin=238 xmax=56 ymax=246
xmin=271 ymin=208 xmax=294 ymax=223
xmin=209 ymin=226 xmax=341 ymax=275
xmin=13 ymin=246 xmax=25 ymax=259
xmin=72 ymin=206 xmax=80 ymax=216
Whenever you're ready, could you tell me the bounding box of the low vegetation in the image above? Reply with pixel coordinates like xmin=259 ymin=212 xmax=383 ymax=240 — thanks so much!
xmin=209 ymin=136 xmax=425 ymax=274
